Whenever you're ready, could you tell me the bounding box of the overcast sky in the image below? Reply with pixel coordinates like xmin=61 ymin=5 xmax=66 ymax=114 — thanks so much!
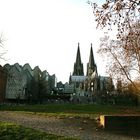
xmin=0 ymin=0 xmax=106 ymax=83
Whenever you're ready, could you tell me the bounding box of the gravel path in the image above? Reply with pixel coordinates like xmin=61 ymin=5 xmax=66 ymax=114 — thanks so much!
xmin=0 ymin=111 xmax=139 ymax=140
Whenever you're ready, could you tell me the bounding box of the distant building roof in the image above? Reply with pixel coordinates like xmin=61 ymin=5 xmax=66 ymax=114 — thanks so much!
xmin=99 ymin=76 xmax=111 ymax=81
xmin=70 ymin=76 xmax=87 ymax=82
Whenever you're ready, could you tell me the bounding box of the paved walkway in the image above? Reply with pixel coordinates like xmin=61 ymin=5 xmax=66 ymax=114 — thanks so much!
xmin=0 ymin=111 xmax=139 ymax=140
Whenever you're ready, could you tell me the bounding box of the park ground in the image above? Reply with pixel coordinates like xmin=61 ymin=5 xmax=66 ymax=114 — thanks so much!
xmin=0 ymin=104 xmax=140 ymax=140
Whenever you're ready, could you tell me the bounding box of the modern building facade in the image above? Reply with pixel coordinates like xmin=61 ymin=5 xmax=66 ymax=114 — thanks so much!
xmin=0 ymin=63 xmax=56 ymax=103
xmin=5 ymin=63 xmax=33 ymax=100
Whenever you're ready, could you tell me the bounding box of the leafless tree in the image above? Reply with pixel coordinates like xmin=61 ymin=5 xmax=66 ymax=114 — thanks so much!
xmin=88 ymin=0 xmax=140 ymax=38
xmin=88 ymin=0 xmax=140 ymax=95
xmin=0 ymin=34 xmax=6 ymax=62
xmin=98 ymin=23 xmax=140 ymax=95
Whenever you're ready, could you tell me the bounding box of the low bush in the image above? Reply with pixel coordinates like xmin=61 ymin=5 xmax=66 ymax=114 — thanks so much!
xmin=0 ymin=121 xmax=79 ymax=140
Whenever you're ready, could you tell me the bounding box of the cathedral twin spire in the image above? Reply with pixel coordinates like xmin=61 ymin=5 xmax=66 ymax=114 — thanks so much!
xmin=72 ymin=43 xmax=97 ymax=76
xmin=88 ymin=44 xmax=96 ymax=70
xmin=76 ymin=43 xmax=82 ymax=65
xmin=87 ymin=44 xmax=97 ymax=76
xmin=73 ymin=43 xmax=84 ymax=76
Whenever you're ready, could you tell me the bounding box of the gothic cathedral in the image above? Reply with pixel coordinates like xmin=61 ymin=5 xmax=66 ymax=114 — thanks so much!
xmin=69 ymin=43 xmax=99 ymax=96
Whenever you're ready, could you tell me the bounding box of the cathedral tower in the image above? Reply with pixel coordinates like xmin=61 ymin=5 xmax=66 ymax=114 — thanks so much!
xmin=86 ymin=43 xmax=97 ymax=76
xmin=72 ymin=43 xmax=84 ymax=76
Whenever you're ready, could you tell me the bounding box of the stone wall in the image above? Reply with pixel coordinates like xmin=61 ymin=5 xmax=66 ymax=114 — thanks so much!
xmin=100 ymin=115 xmax=140 ymax=132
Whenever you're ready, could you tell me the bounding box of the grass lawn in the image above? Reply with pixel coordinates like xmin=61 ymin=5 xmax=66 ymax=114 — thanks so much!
xmin=0 ymin=104 xmax=139 ymax=140
xmin=0 ymin=104 xmax=140 ymax=117
xmin=0 ymin=121 xmax=79 ymax=140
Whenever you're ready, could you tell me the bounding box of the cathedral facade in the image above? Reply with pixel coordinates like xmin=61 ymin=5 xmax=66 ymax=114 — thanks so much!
xmin=69 ymin=43 xmax=114 ymax=99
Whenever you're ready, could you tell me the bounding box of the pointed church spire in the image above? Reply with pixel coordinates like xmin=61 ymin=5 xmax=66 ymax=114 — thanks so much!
xmin=89 ymin=43 xmax=95 ymax=68
xmin=86 ymin=43 xmax=97 ymax=76
xmin=76 ymin=42 xmax=82 ymax=64
xmin=73 ymin=43 xmax=84 ymax=76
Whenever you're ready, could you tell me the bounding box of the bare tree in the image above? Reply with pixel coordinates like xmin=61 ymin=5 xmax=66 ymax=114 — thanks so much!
xmin=0 ymin=34 xmax=6 ymax=62
xmin=88 ymin=0 xmax=140 ymax=39
xmin=98 ymin=24 xmax=140 ymax=95
xmin=88 ymin=0 xmax=140 ymax=95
